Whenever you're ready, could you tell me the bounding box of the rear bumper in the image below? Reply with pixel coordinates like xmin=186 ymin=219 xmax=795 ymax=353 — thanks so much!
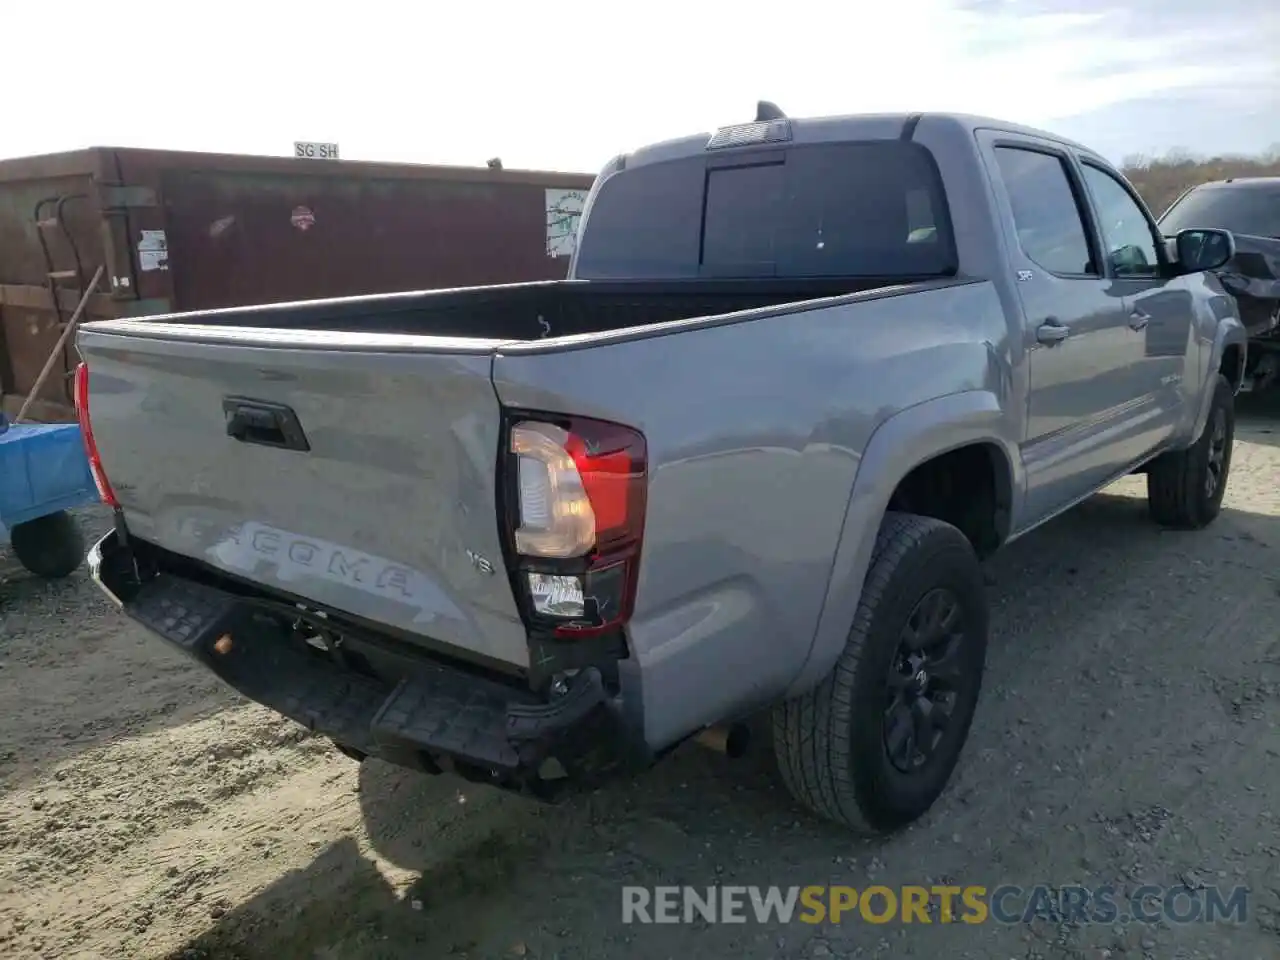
xmin=88 ymin=530 xmax=651 ymax=794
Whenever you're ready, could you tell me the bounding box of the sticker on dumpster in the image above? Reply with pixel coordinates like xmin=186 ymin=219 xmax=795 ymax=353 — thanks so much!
xmin=137 ymin=230 xmax=168 ymax=272
xmin=546 ymin=188 xmax=588 ymax=258
xmin=291 ymin=206 xmax=316 ymax=231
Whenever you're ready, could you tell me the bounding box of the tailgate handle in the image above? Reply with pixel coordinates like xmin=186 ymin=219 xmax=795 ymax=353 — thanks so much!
xmin=223 ymin=398 xmax=311 ymax=452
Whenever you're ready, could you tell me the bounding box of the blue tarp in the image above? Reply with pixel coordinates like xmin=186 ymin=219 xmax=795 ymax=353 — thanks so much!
xmin=0 ymin=417 xmax=99 ymax=530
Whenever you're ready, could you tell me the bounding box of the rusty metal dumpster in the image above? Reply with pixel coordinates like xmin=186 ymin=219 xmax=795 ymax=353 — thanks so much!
xmin=0 ymin=147 xmax=596 ymax=421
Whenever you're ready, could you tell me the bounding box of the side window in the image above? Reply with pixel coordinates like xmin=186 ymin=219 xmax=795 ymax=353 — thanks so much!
xmin=1080 ymin=164 xmax=1161 ymax=278
xmin=993 ymin=147 xmax=1095 ymax=276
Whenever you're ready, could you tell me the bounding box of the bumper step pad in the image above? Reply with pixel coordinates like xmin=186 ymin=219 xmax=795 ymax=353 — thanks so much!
xmin=117 ymin=568 xmax=618 ymax=779
xmin=372 ymin=669 xmax=532 ymax=771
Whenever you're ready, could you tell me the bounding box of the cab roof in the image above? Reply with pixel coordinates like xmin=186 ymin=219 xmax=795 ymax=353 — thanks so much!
xmin=623 ymin=111 xmax=1102 ymax=170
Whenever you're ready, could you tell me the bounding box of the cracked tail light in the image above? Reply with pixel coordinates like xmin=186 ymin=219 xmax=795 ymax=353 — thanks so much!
xmin=507 ymin=416 xmax=647 ymax=638
xmin=74 ymin=363 xmax=119 ymax=508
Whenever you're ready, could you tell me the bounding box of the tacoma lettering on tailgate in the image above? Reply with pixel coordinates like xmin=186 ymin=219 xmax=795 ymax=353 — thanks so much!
xmin=207 ymin=521 xmax=466 ymax=626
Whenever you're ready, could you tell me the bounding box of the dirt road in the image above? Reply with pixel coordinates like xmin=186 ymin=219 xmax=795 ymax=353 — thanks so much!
xmin=3 ymin=401 xmax=1280 ymax=960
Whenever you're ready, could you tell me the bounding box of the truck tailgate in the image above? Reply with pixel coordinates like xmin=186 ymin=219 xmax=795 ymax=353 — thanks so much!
xmin=76 ymin=322 xmax=530 ymax=668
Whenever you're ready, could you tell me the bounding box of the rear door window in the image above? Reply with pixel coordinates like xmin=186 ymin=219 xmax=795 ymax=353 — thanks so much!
xmin=993 ymin=147 xmax=1096 ymax=277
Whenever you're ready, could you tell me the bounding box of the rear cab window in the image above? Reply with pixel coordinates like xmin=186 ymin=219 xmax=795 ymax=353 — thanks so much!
xmin=573 ymin=140 xmax=958 ymax=281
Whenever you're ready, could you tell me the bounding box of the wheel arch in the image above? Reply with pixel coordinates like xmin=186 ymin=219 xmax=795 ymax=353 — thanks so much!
xmin=784 ymin=390 xmax=1019 ymax=698
xmin=1219 ymin=342 xmax=1244 ymax=393
xmin=1190 ymin=315 xmax=1247 ymax=445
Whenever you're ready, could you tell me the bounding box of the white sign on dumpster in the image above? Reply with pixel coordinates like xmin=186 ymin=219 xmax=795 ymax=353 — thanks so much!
xmin=546 ymin=188 xmax=589 ymax=258
xmin=294 ymin=141 xmax=340 ymax=160
xmin=137 ymin=229 xmax=168 ymax=272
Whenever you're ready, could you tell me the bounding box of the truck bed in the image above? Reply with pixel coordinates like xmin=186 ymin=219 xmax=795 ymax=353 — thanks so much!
xmin=122 ymin=277 xmax=917 ymax=341
xmin=75 ymin=274 xmax=966 ymax=681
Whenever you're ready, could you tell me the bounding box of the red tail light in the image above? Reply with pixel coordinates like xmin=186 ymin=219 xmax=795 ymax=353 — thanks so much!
xmin=506 ymin=414 xmax=647 ymax=638
xmin=73 ymin=363 xmax=119 ymax=508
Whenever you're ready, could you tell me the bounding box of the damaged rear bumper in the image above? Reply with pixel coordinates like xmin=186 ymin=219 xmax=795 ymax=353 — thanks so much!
xmin=88 ymin=529 xmax=651 ymax=795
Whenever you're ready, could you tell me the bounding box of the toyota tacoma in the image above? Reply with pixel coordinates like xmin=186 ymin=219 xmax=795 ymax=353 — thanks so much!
xmin=75 ymin=105 xmax=1246 ymax=834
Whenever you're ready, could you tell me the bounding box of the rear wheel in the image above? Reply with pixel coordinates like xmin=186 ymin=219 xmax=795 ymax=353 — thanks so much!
xmin=9 ymin=510 xmax=85 ymax=579
xmin=1147 ymin=374 xmax=1234 ymax=529
xmin=773 ymin=512 xmax=988 ymax=833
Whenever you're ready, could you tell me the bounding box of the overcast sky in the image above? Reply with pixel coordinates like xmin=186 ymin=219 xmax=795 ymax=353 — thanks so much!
xmin=4 ymin=0 xmax=1276 ymax=172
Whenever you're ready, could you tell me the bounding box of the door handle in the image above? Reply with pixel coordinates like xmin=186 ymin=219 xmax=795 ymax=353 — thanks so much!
xmin=1036 ymin=319 xmax=1070 ymax=345
xmin=1128 ymin=309 xmax=1151 ymax=332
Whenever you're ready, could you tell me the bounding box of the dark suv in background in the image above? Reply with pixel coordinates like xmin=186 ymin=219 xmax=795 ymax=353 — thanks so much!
xmin=1159 ymin=178 xmax=1280 ymax=392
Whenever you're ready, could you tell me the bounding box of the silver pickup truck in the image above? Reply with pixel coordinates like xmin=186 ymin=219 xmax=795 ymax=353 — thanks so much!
xmin=76 ymin=107 xmax=1246 ymax=835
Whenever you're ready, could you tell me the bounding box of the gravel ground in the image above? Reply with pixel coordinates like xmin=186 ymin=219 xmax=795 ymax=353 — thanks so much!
xmin=3 ymin=400 xmax=1280 ymax=960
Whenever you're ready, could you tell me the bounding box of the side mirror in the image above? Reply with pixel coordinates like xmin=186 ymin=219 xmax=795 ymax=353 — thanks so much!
xmin=1175 ymin=228 xmax=1235 ymax=272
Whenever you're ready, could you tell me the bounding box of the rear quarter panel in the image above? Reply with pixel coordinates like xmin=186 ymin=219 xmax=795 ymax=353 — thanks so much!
xmin=492 ymin=280 xmax=1017 ymax=747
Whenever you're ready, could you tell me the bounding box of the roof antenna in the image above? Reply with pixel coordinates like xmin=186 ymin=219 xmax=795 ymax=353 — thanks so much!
xmin=755 ymin=100 xmax=787 ymax=122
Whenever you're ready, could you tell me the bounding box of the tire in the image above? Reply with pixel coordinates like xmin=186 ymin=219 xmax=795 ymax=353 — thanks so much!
xmin=773 ymin=512 xmax=989 ymax=834
xmin=8 ymin=510 xmax=85 ymax=579
xmin=1147 ymin=373 xmax=1234 ymax=530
